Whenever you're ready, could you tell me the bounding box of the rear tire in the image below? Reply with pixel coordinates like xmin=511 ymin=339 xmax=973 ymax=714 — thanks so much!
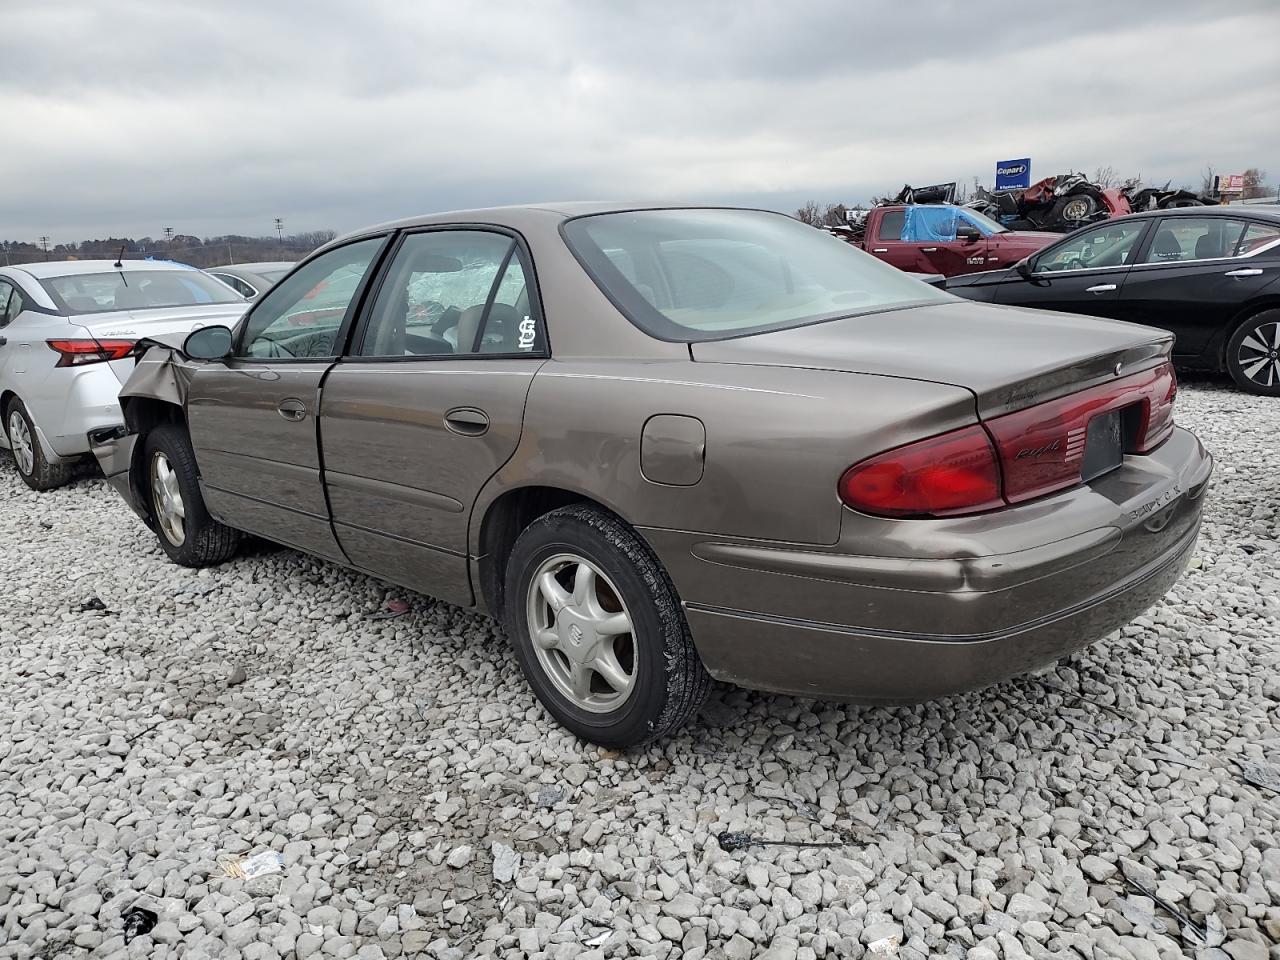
xmin=502 ymin=503 xmax=711 ymax=749
xmin=1226 ymin=309 xmax=1280 ymax=396
xmin=4 ymin=398 xmax=72 ymax=491
xmin=142 ymin=424 xmax=241 ymax=566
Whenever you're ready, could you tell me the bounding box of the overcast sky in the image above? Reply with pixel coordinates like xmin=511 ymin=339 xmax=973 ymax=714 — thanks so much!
xmin=3 ymin=0 xmax=1278 ymax=242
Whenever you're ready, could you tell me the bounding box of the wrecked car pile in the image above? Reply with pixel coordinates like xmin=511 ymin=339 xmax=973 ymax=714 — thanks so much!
xmin=878 ymin=173 xmax=1217 ymax=233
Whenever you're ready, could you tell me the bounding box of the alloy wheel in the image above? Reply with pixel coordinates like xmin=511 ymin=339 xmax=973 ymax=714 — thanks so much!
xmin=525 ymin=553 xmax=637 ymax=713
xmin=1237 ymin=321 xmax=1280 ymax=389
xmin=8 ymin=411 xmax=34 ymax=476
xmin=150 ymin=451 xmax=187 ymax=546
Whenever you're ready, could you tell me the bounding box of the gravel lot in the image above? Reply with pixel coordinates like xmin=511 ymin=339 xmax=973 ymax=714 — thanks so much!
xmin=1 ymin=378 xmax=1277 ymax=960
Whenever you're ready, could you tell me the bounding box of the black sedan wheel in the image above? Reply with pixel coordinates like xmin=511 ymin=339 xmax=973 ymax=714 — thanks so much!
xmin=1227 ymin=309 xmax=1280 ymax=396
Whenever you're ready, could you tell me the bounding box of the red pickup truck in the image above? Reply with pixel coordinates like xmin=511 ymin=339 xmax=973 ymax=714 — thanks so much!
xmin=846 ymin=204 xmax=1058 ymax=277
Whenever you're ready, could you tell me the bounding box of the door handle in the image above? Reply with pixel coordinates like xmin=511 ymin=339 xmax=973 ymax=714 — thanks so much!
xmin=921 ymin=247 xmax=938 ymax=252
xmin=1086 ymin=283 xmax=1117 ymax=294
xmin=1224 ymin=267 xmax=1263 ymax=278
xmin=276 ymin=398 xmax=308 ymax=422
xmin=872 ymin=248 xmax=888 ymax=253
xmin=444 ymin=407 xmax=489 ymax=437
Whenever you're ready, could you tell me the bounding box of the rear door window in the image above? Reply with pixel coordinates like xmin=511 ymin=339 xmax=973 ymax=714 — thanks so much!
xmin=1142 ymin=217 xmax=1249 ymax=263
xmin=354 ymin=230 xmax=545 ymax=358
xmin=876 ymin=209 xmax=905 ymax=241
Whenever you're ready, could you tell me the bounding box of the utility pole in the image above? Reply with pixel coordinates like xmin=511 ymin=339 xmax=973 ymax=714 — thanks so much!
xmin=163 ymin=226 xmax=174 ymax=246
xmin=39 ymin=237 xmax=50 ymax=261
xmin=274 ymin=218 xmax=284 ymax=254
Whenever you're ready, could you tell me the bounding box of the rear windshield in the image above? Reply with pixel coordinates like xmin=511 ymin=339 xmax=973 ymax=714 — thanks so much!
xmin=257 ymin=268 xmax=291 ymax=282
xmin=40 ymin=269 xmax=244 ymax=314
xmin=561 ymin=208 xmax=949 ymax=341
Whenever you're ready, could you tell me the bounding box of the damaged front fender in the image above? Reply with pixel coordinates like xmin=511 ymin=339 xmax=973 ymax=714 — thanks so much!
xmin=91 ymin=341 xmax=200 ymax=521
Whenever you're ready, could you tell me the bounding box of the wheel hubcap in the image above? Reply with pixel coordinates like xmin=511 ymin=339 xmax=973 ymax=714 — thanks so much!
xmin=1062 ymin=198 xmax=1091 ymax=221
xmin=1237 ymin=321 xmax=1280 ymax=388
xmin=7 ymin=411 xmax=34 ymax=476
xmin=150 ymin=452 xmax=186 ymax=546
xmin=526 ymin=553 xmax=637 ymax=713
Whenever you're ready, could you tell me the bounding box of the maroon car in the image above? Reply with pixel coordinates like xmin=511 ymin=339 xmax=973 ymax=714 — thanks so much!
xmin=850 ymin=204 xmax=1057 ymax=277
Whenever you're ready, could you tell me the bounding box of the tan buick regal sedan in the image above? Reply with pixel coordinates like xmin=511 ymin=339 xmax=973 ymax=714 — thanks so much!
xmin=93 ymin=203 xmax=1213 ymax=747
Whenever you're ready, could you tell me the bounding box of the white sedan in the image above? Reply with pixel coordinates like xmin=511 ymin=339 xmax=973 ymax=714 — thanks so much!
xmin=0 ymin=259 xmax=249 ymax=490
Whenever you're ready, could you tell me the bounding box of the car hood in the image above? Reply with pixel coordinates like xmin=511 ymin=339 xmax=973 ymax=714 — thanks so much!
xmin=944 ymin=266 xmax=1017 ymax=288
xmin=690 ymin=300 xmax=1172 ymax=419
xmin=993 ymin=230 xmax=1059 ymax=251
xmin=70 ymin=304 xmax=247 ymax=385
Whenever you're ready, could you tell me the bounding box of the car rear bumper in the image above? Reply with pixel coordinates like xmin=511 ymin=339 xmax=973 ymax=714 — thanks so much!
xmin=644 ymin=426 xmax=1212 ymax=702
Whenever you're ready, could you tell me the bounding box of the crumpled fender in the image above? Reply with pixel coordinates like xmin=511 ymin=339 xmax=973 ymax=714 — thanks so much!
xmin=119 ymin=340 xmax=197 ymax=423
xmin=93 ymin=340 xmax=198 ymax=521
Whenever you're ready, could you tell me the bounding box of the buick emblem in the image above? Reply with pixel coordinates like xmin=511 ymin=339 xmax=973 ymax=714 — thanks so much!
xmin=1114 ymin=362 xmax=1123 ymax=376
xmin=568 ymin=623 xmax=584 ymax=645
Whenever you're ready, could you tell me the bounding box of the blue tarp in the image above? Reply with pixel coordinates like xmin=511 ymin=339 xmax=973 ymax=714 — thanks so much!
xmin=901 ymin=206 xmax=993 ymax=242
xmin=901 ymin=205 xmax=959 ymax=242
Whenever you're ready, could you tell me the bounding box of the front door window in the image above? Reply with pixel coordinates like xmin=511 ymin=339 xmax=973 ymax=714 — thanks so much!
xmin=238 ymin=238 xmax=384 ymax=359
xmin=1033 ymin=221 xmax=1146 ymax=273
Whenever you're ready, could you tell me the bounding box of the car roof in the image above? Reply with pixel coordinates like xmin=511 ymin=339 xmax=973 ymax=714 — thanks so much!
xmin=212 ymin=261 xmax=295 ymax=273
xmin=1118 ymin=204 xmax=1280 ymax=222
xmin=11 ymin=259 xmax=199 ymax=280
xmin=341 ymin=201 xmax=763 ymax=241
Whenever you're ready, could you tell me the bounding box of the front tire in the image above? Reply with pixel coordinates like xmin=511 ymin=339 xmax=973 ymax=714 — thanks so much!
xmin=1226 ymin=309 xmax=1280 ymax=396
xmin=142 ymin=424 xmax=241 ymax=566
xmin=4 ymin=398 xmax=72 ymax=491
xmin=502 ymin=504 xmax=711 ymax=749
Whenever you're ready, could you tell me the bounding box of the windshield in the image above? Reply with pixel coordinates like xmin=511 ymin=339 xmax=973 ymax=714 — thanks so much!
xmin=41 ymin=269 xmax=244 ymax=314
xmin=561 ymin=209 xmax=950 ymax=342
xmin=958 ymin=207 xmax=1009 ymax=234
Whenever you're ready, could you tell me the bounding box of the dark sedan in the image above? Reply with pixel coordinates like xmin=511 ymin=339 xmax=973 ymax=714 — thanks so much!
xmin=946 ymin=206 xmax=1280 ymax=394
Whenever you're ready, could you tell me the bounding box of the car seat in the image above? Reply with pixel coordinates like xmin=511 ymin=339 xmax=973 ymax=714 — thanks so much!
xmin=1194 ymin=231 xmax=1223 ymax=260
xmin=1150 ymin=230 xmax=1184 ymax=262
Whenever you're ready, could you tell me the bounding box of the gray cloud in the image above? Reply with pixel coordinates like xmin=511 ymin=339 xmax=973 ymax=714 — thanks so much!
xmin=2 ymin=0 xmax=1277 ymax=242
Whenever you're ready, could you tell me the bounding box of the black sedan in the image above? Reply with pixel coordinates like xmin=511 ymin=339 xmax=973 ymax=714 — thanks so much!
xmin=946 ymin=206 xmax=1280 ymax=394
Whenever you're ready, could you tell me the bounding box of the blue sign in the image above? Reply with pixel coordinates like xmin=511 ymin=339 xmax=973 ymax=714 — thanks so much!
xmin=995 ymin=158 xmax=1031 ymax=191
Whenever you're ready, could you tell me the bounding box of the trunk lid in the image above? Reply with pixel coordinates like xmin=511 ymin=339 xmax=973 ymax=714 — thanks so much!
xmin=690 ymin=300 xmax=1172 ymax=418
xmin=71 ymin=304 xmax=247 ymax=385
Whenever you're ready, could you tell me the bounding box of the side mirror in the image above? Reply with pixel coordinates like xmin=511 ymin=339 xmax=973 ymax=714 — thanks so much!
xmin=957 ymin=226 xmax=982 ymax=242
xmin=184 ymin=325 xmax=234 ymax=360
xmin=1014 ymin=257 xmax=1033 ymax=278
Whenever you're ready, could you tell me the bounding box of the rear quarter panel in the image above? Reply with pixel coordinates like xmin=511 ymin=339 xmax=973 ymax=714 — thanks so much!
xmin=473 ymin=358 xmax=977 ymax=549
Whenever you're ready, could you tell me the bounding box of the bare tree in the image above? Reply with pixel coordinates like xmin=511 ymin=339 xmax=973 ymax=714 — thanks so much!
xmin=1200 ymin=165 xmax=1217 ymax=195
xmin=820 ymin=203 xmax=850 ymax=228
xmin=1242 ymin=168 xmax=1270 ymax=200
xmin=793 ymin=201 xmax=822 ymax=226
xmin=1092 ymin=165 xmax=1118 ymax=188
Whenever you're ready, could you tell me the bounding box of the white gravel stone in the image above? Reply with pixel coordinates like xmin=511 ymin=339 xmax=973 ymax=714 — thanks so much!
xmin=0 ymin=380 xmax=1275 ymax=958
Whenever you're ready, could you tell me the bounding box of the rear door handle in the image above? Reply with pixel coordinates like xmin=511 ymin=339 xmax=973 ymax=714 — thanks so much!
xmin=921 ymin=247 xmax=938 ymax=252
xmin=872 ymin=248 xmax=889 ymax=253
xmin=444 ymin=407 xmax=489 ymax=436
xmin=277 ymin=398 xmax=308 ymax=422
xmin=1086 ymin=283 xmax=1117 ymax=294
xmin=1225 ymin=267 xmax=1263 ymax=278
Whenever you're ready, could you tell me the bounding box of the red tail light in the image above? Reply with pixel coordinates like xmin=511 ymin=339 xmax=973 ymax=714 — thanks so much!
xmin=840 ymin=362 xmax=1177 ymax=518
xmin=986 ymin=362 xmax=1177 ymax=503
xmin=838 ymin=425 xmax=1003 ymax=517
xmin=46 ymin=338 xmax=136 ymax=367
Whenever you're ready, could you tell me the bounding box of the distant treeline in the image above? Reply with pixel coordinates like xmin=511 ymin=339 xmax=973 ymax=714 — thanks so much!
xmin=0 ymin=231 xmax=338 ymax=268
